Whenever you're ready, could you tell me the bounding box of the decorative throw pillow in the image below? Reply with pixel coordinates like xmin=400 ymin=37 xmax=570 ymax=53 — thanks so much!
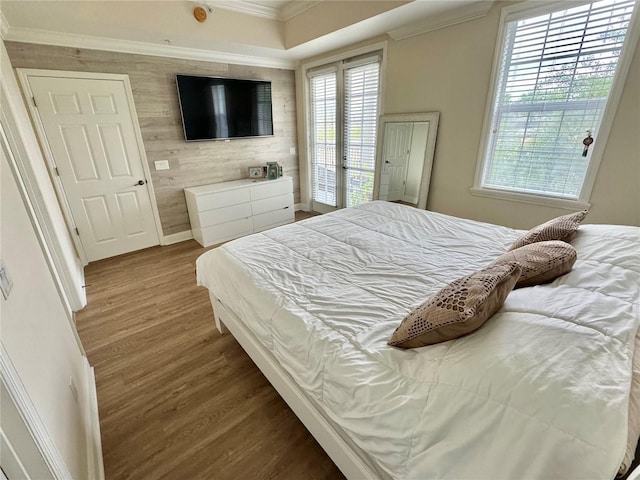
xmin=388 ymin=263 xmax=521 ymax=349
xmin=509 ymin=209 xmax=588 ymax=250
xmin=493 ymin=240 xmax=577 ymax=288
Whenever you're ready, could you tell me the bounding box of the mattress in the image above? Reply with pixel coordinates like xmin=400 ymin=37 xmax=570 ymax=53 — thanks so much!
xmin=197 ymin=201 xmax=640 ymax=479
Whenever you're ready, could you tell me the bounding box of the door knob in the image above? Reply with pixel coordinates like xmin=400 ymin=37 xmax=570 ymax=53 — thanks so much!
xmin=134 ymin=180 xmax=146 ymax=186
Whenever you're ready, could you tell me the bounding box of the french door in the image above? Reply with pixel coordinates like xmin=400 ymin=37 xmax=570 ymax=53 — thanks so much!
xmin=309 ymin=55 xmax=381 ymax=212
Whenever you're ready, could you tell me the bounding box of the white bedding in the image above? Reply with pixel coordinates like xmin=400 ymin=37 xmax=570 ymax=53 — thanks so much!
xmin=197 ymin=201 xmax=640 ymax=479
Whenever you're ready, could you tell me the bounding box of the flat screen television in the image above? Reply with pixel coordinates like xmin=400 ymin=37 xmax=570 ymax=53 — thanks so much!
xmin=176 ymin=74 xmax=274 ymax=142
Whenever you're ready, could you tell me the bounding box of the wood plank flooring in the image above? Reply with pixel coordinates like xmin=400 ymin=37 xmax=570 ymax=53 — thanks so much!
xmin=75 ymin=212 xmax=344 ymax=480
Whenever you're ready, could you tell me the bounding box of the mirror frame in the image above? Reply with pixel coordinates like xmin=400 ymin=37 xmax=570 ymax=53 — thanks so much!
xmin=373 ymin=112 xmax=440 ymax=210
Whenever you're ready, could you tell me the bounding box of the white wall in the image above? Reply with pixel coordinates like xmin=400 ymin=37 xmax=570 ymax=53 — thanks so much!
xmin=0 ymin=44 xmax=102 ymax=480
xmin=0 ymin=42 xmax=86 ymax=310
xmin=0 ymin=124 xmax=100 ymax=478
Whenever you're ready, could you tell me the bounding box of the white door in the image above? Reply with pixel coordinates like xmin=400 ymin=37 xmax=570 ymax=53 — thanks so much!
xmin=27 ymin=75 xmax=159 ymax=261
xmin=309 ymin=56 xmax=381 ymax=213
xmin=382 ymin=122 xmax=412 ymax=202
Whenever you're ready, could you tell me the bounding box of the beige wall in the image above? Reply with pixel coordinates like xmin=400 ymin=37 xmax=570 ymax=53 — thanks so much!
xmin=1 ymin=1 xmax=285 ymax=51
xmin=384 ymin=1 xmax=640 ymax=228
xmin=285 ymin=1 xmax=407 ymax=49
xmin=298 ymin=2 xmax=639 ymax=228
xmin=5 ymin=42 xmax=299 ymax=236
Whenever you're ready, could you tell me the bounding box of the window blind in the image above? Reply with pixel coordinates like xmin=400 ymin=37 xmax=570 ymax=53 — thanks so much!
xmin=254 ymin=83 xmax=272 ymax=136
xmin=482 ymin=0 xmax=636 ymax=199
xmin=344 ymin=61 xmax=380 ymax=208
xmin=310 ymin=72 xmax=338 ymax=207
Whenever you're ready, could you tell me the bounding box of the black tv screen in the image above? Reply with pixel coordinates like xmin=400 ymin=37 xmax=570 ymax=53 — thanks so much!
xmin=176 ymin=75 xmax=273 ymax=141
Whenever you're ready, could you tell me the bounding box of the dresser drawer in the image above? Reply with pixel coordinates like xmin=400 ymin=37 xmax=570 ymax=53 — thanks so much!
xmin=250 ymin=178 xmax=292 ymax=201
xmin=251 ymin=193 xmax=293 ymax=216
xmin=194 ymin=188 xmax=251 ymax=212
xmin=197 ymin=202 xmax=252 ymax=228
xmin=198 ymin=217 xmax=254 ymax=247
xmin=253 ymin=207 xmax=295 ymax=233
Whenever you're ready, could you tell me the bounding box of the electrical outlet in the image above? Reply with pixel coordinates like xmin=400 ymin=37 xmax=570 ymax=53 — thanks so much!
xmin=289 ymin=146 xmax=296 ymax=155
xmin=0 ymin=262 xmax=13 ymax=300
xmin=154 ymin=160 xmax=170 ymax=171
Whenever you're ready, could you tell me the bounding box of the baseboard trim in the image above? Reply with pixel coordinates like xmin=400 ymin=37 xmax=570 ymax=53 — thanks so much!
xmin=0 ymin=344 xmax=72 ymax=479
xmin=162 ymin=230 xmax=193 ymax=245
xmin=84 ymin=361 xmax=105 ymax=480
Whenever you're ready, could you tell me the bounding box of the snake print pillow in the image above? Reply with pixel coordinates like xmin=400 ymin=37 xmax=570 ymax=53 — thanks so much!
xmin=509 ymin=209 xmax=588 ymax=250
xmin=493 ymin=240 xmax=577 ymax=288
xmin=388 ymin=263 xmax=521 ymax=349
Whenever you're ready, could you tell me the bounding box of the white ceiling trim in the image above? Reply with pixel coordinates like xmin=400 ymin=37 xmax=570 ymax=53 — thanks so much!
xmin=3 ymin=26 xmax=296 ymax=70
xmin=388 ymin=1 xmax=493 ymax=41
xmin=203 ymin=0 xmax=321 ymax=21
xmin=203 ymin=1 xmax=280 ymax=20
xmin=279 ymin=1 xmax=322 ymax=21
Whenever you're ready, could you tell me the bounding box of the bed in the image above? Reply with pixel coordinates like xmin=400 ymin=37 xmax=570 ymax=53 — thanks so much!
xmin=196 ymin=201 xmax=640 ymax=479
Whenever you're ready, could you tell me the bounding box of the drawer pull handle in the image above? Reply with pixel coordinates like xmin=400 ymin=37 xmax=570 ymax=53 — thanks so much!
xmin=283 ymin=206 xmax=290 ymax=209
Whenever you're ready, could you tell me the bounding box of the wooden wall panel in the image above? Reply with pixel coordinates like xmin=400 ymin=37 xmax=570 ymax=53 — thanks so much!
xmin=5 ymin=42 xmax=299 ymax=236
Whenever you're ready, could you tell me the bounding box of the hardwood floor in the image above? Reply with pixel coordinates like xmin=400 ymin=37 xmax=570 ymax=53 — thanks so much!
xmin=76 ymin=211 xmax=342 ymax=480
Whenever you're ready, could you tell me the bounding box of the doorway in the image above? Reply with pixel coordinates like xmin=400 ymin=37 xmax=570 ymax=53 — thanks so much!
xmin=18 ymin=70 xmax=162 ymax=262
xmin=308 ymin=54 xmax=382 ymax=213
xmin=379 ymin=122 xmax=429 ymax=205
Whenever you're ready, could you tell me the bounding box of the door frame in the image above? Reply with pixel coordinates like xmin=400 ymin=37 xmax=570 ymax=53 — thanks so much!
xmin=300 ymin=41 xmax=388 ymax=212
xmin=16 ymin=69 xmax=164 ymax=264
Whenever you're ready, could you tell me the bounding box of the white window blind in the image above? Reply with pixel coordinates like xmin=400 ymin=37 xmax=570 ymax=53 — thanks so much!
xmin=481 ymin=0 xmax=636 ymax=199
xmin=344 ymin=61 xmax=380 ymax=208
xmin=310 ymin=72 xmax=337 ymax=206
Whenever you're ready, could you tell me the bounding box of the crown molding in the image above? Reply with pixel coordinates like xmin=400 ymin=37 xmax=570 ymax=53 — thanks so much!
xmin=388 ymin=1 xmax=493 ymax=41
xmin=203 ymin=1 xmax=321 ymax=21
xmin=279 ymin=1 xmax=321 ymax=21
xmin=3 ymin=26 xmax=295 ymax=70
xmin=203 ymin=1 xmax=280 ymax=20
xmin=0 ymin=344 xmax=73 ymax=479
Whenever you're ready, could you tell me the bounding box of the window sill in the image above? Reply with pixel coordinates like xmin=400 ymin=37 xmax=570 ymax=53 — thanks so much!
xmin=469 ymin=187 xmax=591 ymax=211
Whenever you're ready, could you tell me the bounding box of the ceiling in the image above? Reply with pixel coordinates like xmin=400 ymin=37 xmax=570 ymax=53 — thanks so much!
xmin=0 ymin=0 xmax=494 ymax=68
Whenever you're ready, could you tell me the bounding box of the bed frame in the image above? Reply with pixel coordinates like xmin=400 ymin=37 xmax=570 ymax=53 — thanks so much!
xmin=210 ymin=292 xmax=635 ymax=480
xmin=210 ymin=292 xmax=381 ymax=480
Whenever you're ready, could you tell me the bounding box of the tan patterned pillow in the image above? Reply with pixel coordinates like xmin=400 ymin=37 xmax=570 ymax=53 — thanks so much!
xmin=388 ymin=263 xmax=521 ymax=349
xmin=509 ymin=209 xmax=588 ymax=250
xmin=493 ymin=240 xmax=576 ymax=288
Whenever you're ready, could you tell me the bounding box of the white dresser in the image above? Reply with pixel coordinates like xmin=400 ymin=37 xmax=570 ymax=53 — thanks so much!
xmin=184 ymin=176 xmax=295 ymax=247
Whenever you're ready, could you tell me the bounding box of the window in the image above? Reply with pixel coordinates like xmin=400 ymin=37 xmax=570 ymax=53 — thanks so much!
xmin=308 ymin=53 xmax=382 ymax=211
xmin=475 ymin=0 xmax=637 ymax=203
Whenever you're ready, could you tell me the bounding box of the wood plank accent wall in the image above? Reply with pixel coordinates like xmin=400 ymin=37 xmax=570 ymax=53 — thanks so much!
xmin=5 ymin=42 xmax=299 ymax=236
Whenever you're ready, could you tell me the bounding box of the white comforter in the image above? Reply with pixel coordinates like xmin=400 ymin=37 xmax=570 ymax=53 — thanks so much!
xmin=197 ymin=201 xmax=640 ymax=479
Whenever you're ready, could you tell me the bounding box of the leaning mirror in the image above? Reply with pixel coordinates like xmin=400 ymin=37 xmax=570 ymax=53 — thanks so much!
xmin=373 ymin=112 xmax=439 ymax=209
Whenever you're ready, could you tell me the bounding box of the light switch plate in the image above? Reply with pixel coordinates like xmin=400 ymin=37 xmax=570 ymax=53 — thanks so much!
xmin=289 ymin=146 xmax=296 ymax=155
xmin=154 ymin=160 xmax=170 ymax=170
xmin=0 ymin=261 xmax=13 ymax=300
